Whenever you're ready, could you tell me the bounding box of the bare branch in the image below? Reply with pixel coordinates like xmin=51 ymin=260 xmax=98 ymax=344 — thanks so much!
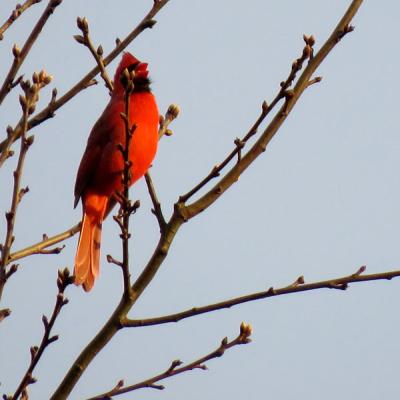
xmin=145 ymin=173 xmax=166 ymax=233
xmin=180 ymin=1 xmax=362 ymax=220
xmin=158 ymin=104 xmax=180 ymax=139
xmin=74 ymin=17 xmax=114 ymax=93
xmin=0 ymin=0 xmax=62 ymax=106
xmin=178 ymin=36 xmax=314 ymax=204
xmin=144 ymin=104 xmax=180 ymax=232
xmin=123 ymin=265 xmax=395 ymax=327
xmin=8 ymin=223 xmax=80 ymax=265
xmin=87 ymin=323 xmax=252 ymax=399
xmin=0 ymin=0 xmax=42 ymax=41
xmin=9 ymin=268 xmax=72 ymax=400
xmin=115 ymin=68 xmax=136 ymax=295
xmin=0 ymin=71 xmax=53 ymax=300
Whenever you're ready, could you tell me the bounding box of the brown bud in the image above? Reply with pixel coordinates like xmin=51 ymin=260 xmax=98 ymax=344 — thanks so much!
xmin=73 ymin=34 xmax=85 ymax=45
xmin=96 ymin=45 xmax=103 ymax=56
xmin=6 ymin=125 xmax=13 ymax=137
xmin=240 ymin=322 xmax=253 ymax=337
xmin=43 ymin=74 xmax=53 ymax=85
xmin=303 ymin=34 xmax=315 ymax=47
xmin=32 ymin=71 xmax=40 ymax=84
xmin=38 ymin=69 xmax=45 ymax=82
xmin=12 ymin=43 xmax=21 ymax=58
xmin=167 ymin=104 xmax=180 ymax=120
xmin=26 ymin=135 xmax=35 ymax=146
xmin=77 ymin=16 xmax=88 ymax=33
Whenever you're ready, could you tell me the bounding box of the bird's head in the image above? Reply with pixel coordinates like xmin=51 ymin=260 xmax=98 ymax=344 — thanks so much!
xmin=113 ymin=52 xmax=151 ymax=94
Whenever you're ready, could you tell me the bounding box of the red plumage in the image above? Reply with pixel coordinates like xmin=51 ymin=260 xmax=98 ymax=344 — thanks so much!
xmin=74 ymin=53 xmax=159 ymax=291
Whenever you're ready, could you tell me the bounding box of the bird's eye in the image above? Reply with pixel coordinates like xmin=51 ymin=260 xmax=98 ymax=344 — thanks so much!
xmin=127 ymin=63 xmax=139 ymax=72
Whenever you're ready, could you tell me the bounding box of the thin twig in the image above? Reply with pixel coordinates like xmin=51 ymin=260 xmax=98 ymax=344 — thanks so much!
xmin=118 ymin=70 xmax=136 ymax=295
xmin=74 ymin=17 xmax=114 ymax=93
xmin=7 ymin=223 xmax=80 ymax=264
xmin=143 ymin=104 xmax=180 ymax=231
xmin=0 ymin=0 xmax=62 ymax=106
xmin=7 ymin=268 xmax=72 ymax=400
xmin=158 ymin=104 xmax=180 ymax=139
xmin=123 ymin=265 xmax=394 ymax=327
xmin=0 ymin=0 xmax=171 ymax=168
xmin=144 ymin=173 xmax=166 ymax=233
xmin=87 ymin=323 xmax=252 ymax=399
xmin=0 ymin=0 xmax=42 ymax=41
xmin=0 ymin=71 xmax=53 ymax=301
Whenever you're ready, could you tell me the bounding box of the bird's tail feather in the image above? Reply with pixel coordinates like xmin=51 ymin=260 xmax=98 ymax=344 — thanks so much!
xmin=74 ymin=213 xmax=102 ymax=291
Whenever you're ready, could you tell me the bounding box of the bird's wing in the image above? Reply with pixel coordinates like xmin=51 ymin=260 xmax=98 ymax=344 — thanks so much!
xmin=74 ymin=102 xmax=119 ymax=207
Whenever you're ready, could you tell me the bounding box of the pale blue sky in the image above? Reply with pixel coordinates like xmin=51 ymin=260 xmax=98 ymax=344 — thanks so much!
xmin=1 ymin=1 xmax=399 ymax=399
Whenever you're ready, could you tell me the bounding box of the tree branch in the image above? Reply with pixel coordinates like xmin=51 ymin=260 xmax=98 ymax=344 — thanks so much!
xmin=86 ymin=323 xmax=252 ymax=399
xmin=5 ymin=268 xmax=72 ymax=400
xmin=7 ymin=223 xmax=80 ymax=265
xmin=145 ymin=172 xmax=166 ymax=233
xmin=74 ymin=17 xmax=114 ymax=94
xmin=122 ymin=265 xmax=397 ymax=327
xmin=179 ymin=36 xmax=315 ymax=204
xmin=0 ymin=71 xmax=53 ymax=301
xmin=118 ymin=69 xmax=136 ymax=295
xmin=0 ymin=0 xmax=42 ymax=41
xmin=180 ymin=3 xmax=362 ymax=220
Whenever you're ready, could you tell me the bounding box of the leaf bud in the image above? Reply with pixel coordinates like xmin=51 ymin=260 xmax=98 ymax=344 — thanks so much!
xmin=73 ymin=34 xmax=85 ymax=45
xmin=167 ymin=104 xmax=180 ymax=120
xmin=12 ymin=43 xmax=21 ymax=58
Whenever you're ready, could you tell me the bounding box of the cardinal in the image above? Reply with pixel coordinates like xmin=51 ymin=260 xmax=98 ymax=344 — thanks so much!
xmin=73 ymin=52 xmax=159 ymax=291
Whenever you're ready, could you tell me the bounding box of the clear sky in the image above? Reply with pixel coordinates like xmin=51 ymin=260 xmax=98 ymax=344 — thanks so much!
xmin=1 ymin=1 xmax=399 ymax=399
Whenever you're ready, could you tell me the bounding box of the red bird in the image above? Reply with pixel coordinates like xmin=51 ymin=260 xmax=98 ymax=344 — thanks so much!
xmin=74 ymin=53 xmax=159 ymax=291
